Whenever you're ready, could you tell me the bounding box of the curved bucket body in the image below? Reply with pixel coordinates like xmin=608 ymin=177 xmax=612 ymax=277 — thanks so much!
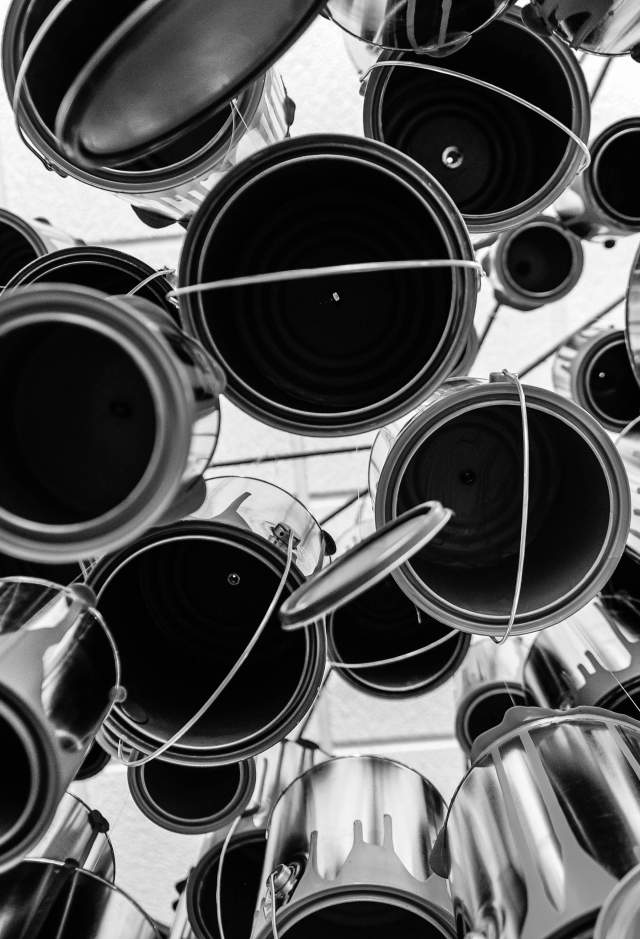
xmin=362 ymin=8 xmax=589 ymax=233
xmin=0 ymin=579 xmax=118 ymax=873
xmin=0 ymin=285 xmax=222 ymax=563
xmin=0 ymin=209 xmax=79 ymax=286
xmin=91 ymin=478 xmax=327 ymax=766
xmin=483 ymin=216 xmax=583 ymax=311
xmin=250 ymin=755 xmax=455 ymax=939
xmin=552 ymin=327 xmax=640 ymax=432
xmin=454 ymin=638 xmax=532 ymax=755
xmin=523 ymin=0 xmax=640 ymax=56
xmin=370 ymin=376 xmax=631 ymax=636
xmin=433 ymin=707 xmax=640 ymax=939
xmin=178 ymin=133 xmax=479 ymax=436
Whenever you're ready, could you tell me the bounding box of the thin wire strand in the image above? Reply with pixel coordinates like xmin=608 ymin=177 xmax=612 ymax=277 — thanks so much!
xmin=215 ymin=815 xmax=242 ymax=939
xmin=575 ymin=621 xmax=640 ymax=719
xmin=360 ymin=61 xmax=591 ymax=174
xmin=126 ymin=268 xmax=174 ymax=296
xmin=167 ymin=259 xmax=483 ymax=299
xmin=329 ymin=628 xmax=459 ymax=669
xmin=116 ymin=531 xmax=295 ymax=768
xmin=492 ymin=371 xmax=529 ymax=645
xmin=477 ymin=301 xmax=501 ymax=351
xmin=269 ymin=873 xmax=280 ymax=939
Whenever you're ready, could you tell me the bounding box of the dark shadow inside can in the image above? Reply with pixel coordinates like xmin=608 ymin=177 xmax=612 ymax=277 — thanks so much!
xmin=190 ymin=834 xmax=266 ymax=939
xmin=0 ymin=709 xmax=39 ymax=847
xmin=463 ymin=689 xmax=529 ymax=748
xmin=196 ymin=156 xmax=452 ymax=417
xmin=97 ymin=538 xmax=308 ymax=747
xmin=329 ymin=573 xmax=468 ymax=696
xmin=369 ymin=18 xmax=573 ymax=218
xmin=398 ymin=404 xmax=610 ymax=617
xmin=75 ymin=740 xmax=111 ymax=781
xmin=594 ymin=129 xmax=640 ymax=223
xmin=584 ymin=337 xmax=640 ymax=428
xmin=0 ymin=223 xmax=40 ymax=286
xmin=504 ymin=225 xmax=574 ymax=295
xmin=0 ymin=321 xmax=156 ymax=523
xmin=599 ymin=682 xmax=640 ymax=722
xmin=140 ymin=761 xmax=245 ymax=823
xmin=285 ymin=902 xmax=449 ymax=939
xmin=0 ymin=552 xmax=80 ymax=584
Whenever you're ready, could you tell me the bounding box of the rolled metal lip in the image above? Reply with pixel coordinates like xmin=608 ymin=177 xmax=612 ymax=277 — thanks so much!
xmin=362 ymin=8 xmax=590 ymax=233
xmin=373 ymin=382 xmax=631 ymax=636
xmin=74 ymin=740 xmax=111 ymax=781
xmin=7 ymin=858 xmax=162 ymax=937
xmin=582 ymin=332 xmax=640 ymax=431
xmin=0 ymin=285 xmax=192 ymax=563
xmin=187 ymin=827 xmax=267 ymax=939
xmin=3 ymin=245 xmax=177 ymax=318
xmin=0 ymin=208 xmax=49 ymax=259
xmin=455 ymin=682 xmax=531 ymax=755
xmin=0 ymin=698 xmax=44 ymax=851
xmin=499 ymin=218 xmax=583 ymax=303
xmin=2 ymin=1 xmax=271 ymax=195
xmin=179 ymin=134 xmax=477 ymax=436
xmin=93 ymin=523 xmax=326 ymax=765
xmin=128 ymin=757 xmax=257 ymax=835
xmin=590 ymin=123 xmax=640 ymax=228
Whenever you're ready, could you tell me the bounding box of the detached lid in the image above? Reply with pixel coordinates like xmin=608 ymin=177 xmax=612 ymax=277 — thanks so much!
xmin=280 ymin=501 xmax=452 ymax=630
xmin=595 ymin=865 xmax=640 ymax=939
xmin=55 ymin=0 xmax=324 ymax=165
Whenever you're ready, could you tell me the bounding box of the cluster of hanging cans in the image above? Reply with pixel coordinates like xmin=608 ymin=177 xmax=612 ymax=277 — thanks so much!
xmin=1 ymin=0 xmax=640 ymax=937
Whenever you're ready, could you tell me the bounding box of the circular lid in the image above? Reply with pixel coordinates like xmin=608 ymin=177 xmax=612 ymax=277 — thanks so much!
xmin=595 ymin=865 xmax=640 ymax=939
xmin=55 ymin=0 xmax=325 ymax=165
xmin=279 ymin=501 xmax=452 ymax=630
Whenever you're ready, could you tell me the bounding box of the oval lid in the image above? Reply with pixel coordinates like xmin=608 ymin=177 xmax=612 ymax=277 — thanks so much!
xmin=55 ymin=0 xmax=324 ymax=166
xmin=279 ymin=501 xmax=452 ymax=630
xmin=595 ymin=865 xmax=640 ymax=939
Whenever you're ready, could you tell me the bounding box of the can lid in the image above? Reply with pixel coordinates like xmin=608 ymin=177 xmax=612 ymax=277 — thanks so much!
xmin=55 ymin=0 xmax=324 ymax=166
xmin=279 ymin=501 xmax=452 ymax=630
xmin=595 ymin=864 xmax=640 ymax=939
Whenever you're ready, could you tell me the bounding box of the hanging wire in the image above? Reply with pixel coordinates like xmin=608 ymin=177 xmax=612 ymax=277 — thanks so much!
xmin=319 ymin=490 xmax=369 ymax=527
xmin=116 ymin=531 xmax=295 ymax=768
xmin=269 ymin=872 xmax=280 ymax=939
xmin=328 ymin=628 xmax=459 ymax=669
xmin=575 ymin=622 xmax=640 ymax=719
xmin=167 ymin=259 xmax=483 ymax=301
xmin=359 ymin=61 xmax=591 ymax=174
xmin=590 ymin=58 xmax=613 ymax=104
xmin=126 ymin=268 xmax=174 ymax=296
xmin=215 ymin=815 xmax=243 ymax=939
xmin=492 ymin=371 xmax=529 ymax=645
xmin=477 ymin=301 xmax=501 ymax=352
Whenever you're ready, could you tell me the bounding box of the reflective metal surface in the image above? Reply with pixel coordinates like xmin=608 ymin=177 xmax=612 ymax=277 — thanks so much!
xmin=595 ymin=864 xmax=640 ymax=939
xmin=29 ymin=792 xmax=115 ymax=881
xmin=433 ymin=707 xmax=640 ymax=939
xmin=326 ymin=0 xmax=511 ymax=52
xmin=91 ymin=479 xmax=327 ymax=765
xmin=616 ymin=420 xmax=640 ymax=563
xmin=0 ymin=286 xmax=222 ymax=563
xmin=454 ymin=638 xmax=532 ymax=755
xmin=625 ymin=241 xmax=640 ymax=387
xmin=0 ymin=859 xmax=161 ymax=938
xmin=362 ymin=9 xmax=590 ymax=233
xmin=370 ymin=377 xmax=631 ymax=636
xmin=251 ymin=755 xmax=455 ymax=939
xmin=0 ymin=579 xmax=118 ymax=872
xmin=525 ymin=582 xmax=640 ymax=716
xmin=525 ymin=0 xmax=640 ymax=56
xmin=179 ymin=134 xmax=479 ymax=436
xmin=484 ymin=217 xmax=583 ymax=312
xmin=552 ymin=327 xmax=640 ymax=432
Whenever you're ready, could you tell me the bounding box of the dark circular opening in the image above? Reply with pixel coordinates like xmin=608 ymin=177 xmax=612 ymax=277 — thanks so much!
xmin=584 ymin=338 xmax=640 ymax=428
xmin=504 ymin=225 xmax=574 ymax=295
xmin=284 ymin=901 xmax=448 ymax=939
xmin=399 ymin=404 xmax=611 ymax=618
xmin=372 ymin=19 xmax=574 ymax=218
xmin=5 ymin=249 xmax=177 ymax=317
xmin=191 ymin=835 xmax=266 ymax=939
xmin=594 ymin=129 xmax=640 ymax=223
xmin=464 ymin=688 xmax=529 ymax=747
xmin=141 ymin=761 xmax=243 ymax=821
xmin=0 ymin=710 xmax=37 ymax=845
xmin=97 ymin=537 xmax=309 ymax=748
xmin=330 ymin=573 xmax=468 ymax=695
xmin=0 ymin=223 xmax=40 ymax=285
xmin=0 ymin=321 xmax=157 ymax=524
xmin=75 ymin=740 xmax=111 ymax=781
xmin=192 ymin=155 xmax=453 ymax=423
